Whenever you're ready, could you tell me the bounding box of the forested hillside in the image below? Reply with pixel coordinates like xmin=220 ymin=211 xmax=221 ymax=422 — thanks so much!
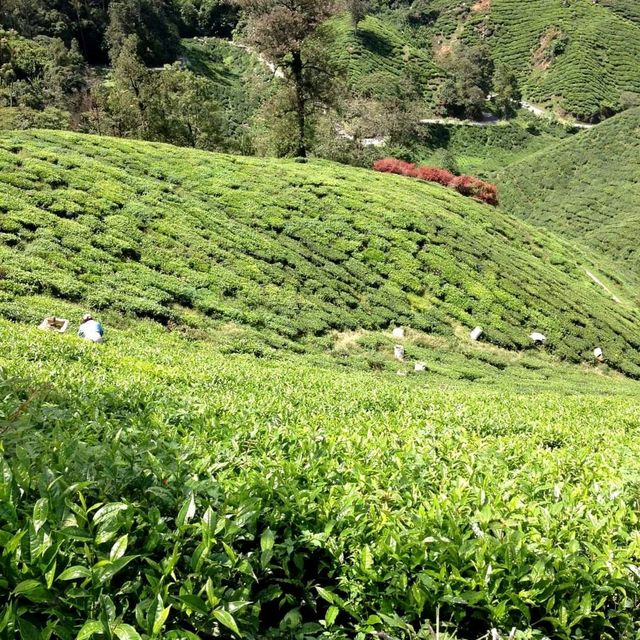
xmin=496 ymin=107 xmax=640 ymax=282
xmin=4 ymin=0 xmax=640 ymax=161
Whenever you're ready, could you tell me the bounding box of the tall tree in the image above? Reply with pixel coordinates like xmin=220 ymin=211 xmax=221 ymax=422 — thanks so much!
xmin=346 ymin=0 xmax=369 ymax=32
xmin=492 ymin=63 xmax=521 ymax=118
xmin=437 ymin=44 xmax=493 ymax=120
xmin=234 ymin=0 xmax=339 ymax=157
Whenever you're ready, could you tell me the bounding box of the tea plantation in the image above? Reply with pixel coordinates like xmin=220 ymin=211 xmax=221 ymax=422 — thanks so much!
xmin=495 ymin=107 xmax=640 ymax=284
xmin=420 ymin=0 xmax=640 ymax=121
xmin=326 ymin=14 xmax=444 ymax=103
xmin=2 ymin=316 xmax=640 ymax=639
xmin=1 ymin=130 xmax=639 ymax=375
xmin=417 ymin=117 xmax=572 ymax=177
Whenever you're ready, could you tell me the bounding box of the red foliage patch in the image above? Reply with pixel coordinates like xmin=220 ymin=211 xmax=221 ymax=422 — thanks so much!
xmin=373 ymin=157 xmax=498 ymax=206
xmin=416 ymin=166 xmax=455 ymax=186
xmin=372 ymin=158 xmax=418 ymax=177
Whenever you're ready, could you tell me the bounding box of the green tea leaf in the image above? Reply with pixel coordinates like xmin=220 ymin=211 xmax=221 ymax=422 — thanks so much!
xmin=113 ymin=623 xmax=142 ymax=640
xmin=325 ymin=606 xmax=339 ymax=626
xmin=176 ymin=493 xmax=196 ymax=528
xmin=59 ymin=565 xmax=91 ymax=581
xmin=260 ymin=528 xmax=275 ymax=552
xmin=214 ymin=609 xmax=241 ymax=637
xmin=176 ymin=595 xmax=209 ymax=615
xmin=93 ymin=503 xmax=128 ymax=526
xmin=76 ymin=620 xmax=102 ymax=640
xmin=110 ymin=534 xmax=128 ymax=561
xmin=32 ymin=497 xmax=48 ymax=533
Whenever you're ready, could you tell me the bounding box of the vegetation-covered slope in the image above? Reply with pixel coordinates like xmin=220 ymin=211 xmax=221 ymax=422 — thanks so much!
xmin=2 ymin=317 xmax=640 ymax=639
xmin=421 ymin=0 xmax=640 ymax=121
xmin=496 ymin=107 xmax=640 ymax=282
xmin=326 ymin=13 xmax=443 ymax=102
xmin=418 ymin=117 xmax=572 ymax=176
xmin=1 ymin=130 xmax=639 ymax=373
xmin=599 ymin=0 xmax=640 ymax=25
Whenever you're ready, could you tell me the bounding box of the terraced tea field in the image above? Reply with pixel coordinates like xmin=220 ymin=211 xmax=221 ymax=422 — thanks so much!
xmin=496 ymin=107 xmax=640 ymax=285
xmin=418 ymin=118 xmax=571 ymax=177
xmin=1 ymin=130 xmax=639 ymax=376
xmin=326 ymin=14 xmax=444 ymax=102
xmin=419 ymin=0 xmax=640 ymax=121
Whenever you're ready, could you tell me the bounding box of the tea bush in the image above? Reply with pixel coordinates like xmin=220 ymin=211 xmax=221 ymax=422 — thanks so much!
xmin=1 ymin=320 xmax=640 ymax=639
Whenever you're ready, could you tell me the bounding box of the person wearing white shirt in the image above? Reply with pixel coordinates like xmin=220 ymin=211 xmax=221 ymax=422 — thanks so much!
xmin=78 ymin=314 xmax=104 ymax=343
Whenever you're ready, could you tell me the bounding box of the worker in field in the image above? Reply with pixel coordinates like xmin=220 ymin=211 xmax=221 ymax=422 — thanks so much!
xmin=78 ymin=314 xmax=104 ymax=343
xmin=38 ymin=316 xmax=69 ymax=333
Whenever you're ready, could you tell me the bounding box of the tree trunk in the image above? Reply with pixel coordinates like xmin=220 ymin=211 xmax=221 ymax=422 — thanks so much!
xmin=291 ymin=50 xmax=306 ymax=158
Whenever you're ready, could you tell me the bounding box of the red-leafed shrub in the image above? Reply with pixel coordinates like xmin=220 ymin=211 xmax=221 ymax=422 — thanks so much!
xmin=450 ymin=175 xmax=498 ymax=205
xmin=416 ymin=166 xmax=455 ymax=186
xmin=373 ymin=157 xmax=498 ymax=205
xmin=449 ymin=175 xmax=477 ymax=196
xmin=372 ymin=158 xmax=418 ymax=177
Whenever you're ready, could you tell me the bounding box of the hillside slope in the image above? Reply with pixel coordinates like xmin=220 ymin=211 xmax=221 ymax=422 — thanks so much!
xmin=0 ymin=130 xmax=639 ymax=375
xmin=423 ymin=0 xmax=640 ymax=121
xmin=326 ymin=13 xmax=444 ymax=103
xmin=495 ymin=108 xmax=640 ymax=283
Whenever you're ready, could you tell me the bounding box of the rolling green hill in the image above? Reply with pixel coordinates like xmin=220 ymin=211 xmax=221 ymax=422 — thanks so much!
xmin=495 ymin=107 xmax=640 ymax=284
xmin=0 ymin=130 xmax=639 ymax=376
xmin=2 ymin=130 xmax=640 ymax=640
xmin=420 ymin=0 xmax=640 ymax=121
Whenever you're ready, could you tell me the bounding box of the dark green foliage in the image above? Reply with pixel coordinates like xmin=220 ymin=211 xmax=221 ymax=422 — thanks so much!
xmin=176 ymin=0 xmax=238 ymax=38
xmin=1 ymin=130 xmax=639 ymax=377
xmin=437 ymin=44 xmax=493 ymax=119
xmin=492 ymin=63 xmax=521 ymax=118
xmin=496 ymin=107 xmax=640 ymax=284
xmin=0 ymin=0 xmax=110 ymax=62
xmin=106 ymin=0 xmax=182 ymax=65
xmin=0 ymin=29 xmax=86 ymax=112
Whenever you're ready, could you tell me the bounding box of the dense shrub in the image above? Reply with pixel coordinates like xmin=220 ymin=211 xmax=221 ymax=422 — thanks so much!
xmin=372 ymin=157 xmax=418 ymax=177
xmin=416 ymin=165 xmax=455 ymax=186
xmin=374 ymin=157 xmax=499 ymax=205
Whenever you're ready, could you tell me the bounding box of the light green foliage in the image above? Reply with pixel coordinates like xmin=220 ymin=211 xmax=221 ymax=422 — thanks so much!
xmin=496 ymin=107 xmax=640 ymax=284
xmin=0 ymin=130 xmax=639 ymax=375
xmin=416 ymin=115 xmax=572 ymax=176
xmin=1 ymin=319 xmax=640 ymax=638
